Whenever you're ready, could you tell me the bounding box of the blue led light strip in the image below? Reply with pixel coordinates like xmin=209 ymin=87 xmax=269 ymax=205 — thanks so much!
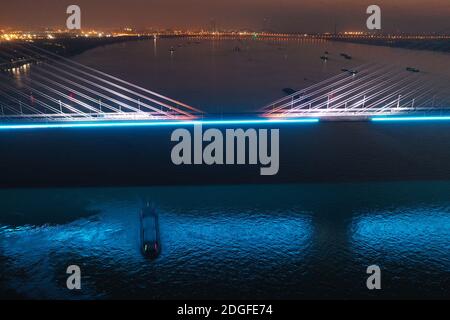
xmin=372 ymin=116 xmax=450 ymax=122
xmin=0 ymin=118 xmax=319 ymax=130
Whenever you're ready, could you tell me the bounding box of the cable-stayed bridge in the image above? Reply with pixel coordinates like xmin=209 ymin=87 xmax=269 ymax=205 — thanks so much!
xmin=0 ymin=42 xmax=449 ymax=125
xmin=0 ymin=43 xmax=203 ymax=123
xmin=262 ymin=63 xmax=450 ymax=119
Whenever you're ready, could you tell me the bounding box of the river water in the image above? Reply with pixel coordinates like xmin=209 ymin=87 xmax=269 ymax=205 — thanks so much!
xmin=0 ymin=38 xmax=449 ymax=299
xmin=0 ymin=182 xmax=449 ymax=299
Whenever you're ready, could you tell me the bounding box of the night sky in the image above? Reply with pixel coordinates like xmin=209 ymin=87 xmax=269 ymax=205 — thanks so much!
xmin=1 ymin=0 xmax=449 ymax=33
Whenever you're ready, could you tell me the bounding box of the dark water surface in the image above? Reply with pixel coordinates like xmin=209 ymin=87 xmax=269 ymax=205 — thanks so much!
xmin=1 ymin=39 xmax=449 ymax=299
xmin=1 ymin=182 xmax=449 ymax=299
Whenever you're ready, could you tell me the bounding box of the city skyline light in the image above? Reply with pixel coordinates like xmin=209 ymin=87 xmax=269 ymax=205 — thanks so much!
xmin=0 ymin=0 xmax=449 ymax=33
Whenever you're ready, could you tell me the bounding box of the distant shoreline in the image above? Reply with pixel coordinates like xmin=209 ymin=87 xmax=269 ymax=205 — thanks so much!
xmin=0 ymin=36 xmax=153 ymax=70
xmin=1 ymin=33 xmax=448 ymax=71
xmin=326 ymin=37 xmax=449 ymax=54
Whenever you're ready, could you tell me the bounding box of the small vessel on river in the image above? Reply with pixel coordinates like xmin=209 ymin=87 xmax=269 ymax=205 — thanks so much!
xmin=140 ymin=203 xmax=161 ymax=259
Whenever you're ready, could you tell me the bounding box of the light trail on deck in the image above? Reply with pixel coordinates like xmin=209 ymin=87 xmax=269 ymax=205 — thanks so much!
xmin=0 ymin=118 xmax=320 ymax=130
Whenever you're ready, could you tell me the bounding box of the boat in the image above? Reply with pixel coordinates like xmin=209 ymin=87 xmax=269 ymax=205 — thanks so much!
xmin=340 ymin=53 xmax=352 ymax=60
xmin=320 ymin=55 xmax=328 ymax=61
xmin=406 ymin=67 xmax=420 ymax=73
xmin=341 ymin=68 xmax=358 ymax=75
xmin=169 ymin=46 xmax=176 ymax=53
xmin=140 ymin=203 xmax=161 ymax=259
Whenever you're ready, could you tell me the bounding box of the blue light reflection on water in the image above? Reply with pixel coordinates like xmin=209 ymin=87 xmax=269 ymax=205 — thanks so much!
xmin=0 ymin=214 xmax=137 ymax=299
xmin=1 ymin=182 xmax=450 ymax=299
xmin=0 ymin=198 xmax=313 ymax=299
xmin=351 ymin=208 xmax=450 ymax=269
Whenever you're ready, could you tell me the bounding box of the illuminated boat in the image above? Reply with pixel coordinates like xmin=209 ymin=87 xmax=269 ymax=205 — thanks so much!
xmin=140 ymin=204 xmax=161 ymax=259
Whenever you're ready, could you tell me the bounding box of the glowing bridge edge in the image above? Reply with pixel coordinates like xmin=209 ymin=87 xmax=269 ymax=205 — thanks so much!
xmin=372 ymin=116 xmax=450 ymax=122
xmin=0 ymin=118 xmax=320 ymax=130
